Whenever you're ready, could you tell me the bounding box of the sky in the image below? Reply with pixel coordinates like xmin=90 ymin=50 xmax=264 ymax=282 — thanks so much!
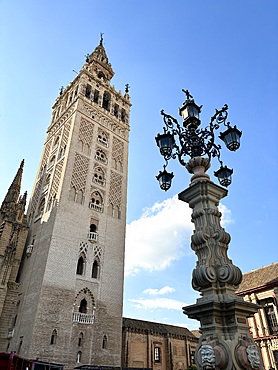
xmin=0 ymin=0 xmax=277 ymax=331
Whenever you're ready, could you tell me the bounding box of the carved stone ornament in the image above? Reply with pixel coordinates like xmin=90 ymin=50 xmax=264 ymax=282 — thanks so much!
xmin=235 ymin=337 xmax=263 ymax=370
xmin=186 ymin=156 xmax=211 ymax=183
xmin=196 ymin=340 xmax=229 ymax=370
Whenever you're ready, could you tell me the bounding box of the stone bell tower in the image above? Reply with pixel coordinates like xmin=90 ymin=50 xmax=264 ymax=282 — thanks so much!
xmin=7 ymin=36 xmax=131 ymax=369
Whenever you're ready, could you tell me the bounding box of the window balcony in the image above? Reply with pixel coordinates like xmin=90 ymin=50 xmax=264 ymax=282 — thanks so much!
xmin=89 ymin=202 xmax=103 ymax=212
xmin=88 ymin=231 xmax=98 ymax=242
xmin=72 ymin=312 xmax=95 ymax=324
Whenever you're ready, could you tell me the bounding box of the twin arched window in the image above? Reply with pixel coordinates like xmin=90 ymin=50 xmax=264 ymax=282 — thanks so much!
xmin=76 ymin=254 xmax=100 ymax=279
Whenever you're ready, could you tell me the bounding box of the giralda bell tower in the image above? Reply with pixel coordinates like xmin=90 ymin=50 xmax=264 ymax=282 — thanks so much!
xmin=10 ymin=36 xmax=131 ymax=368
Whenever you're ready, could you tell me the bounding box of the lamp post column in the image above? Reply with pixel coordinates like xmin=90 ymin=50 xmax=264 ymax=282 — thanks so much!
xmin=179 ymin=158 xmax=263 ymax=370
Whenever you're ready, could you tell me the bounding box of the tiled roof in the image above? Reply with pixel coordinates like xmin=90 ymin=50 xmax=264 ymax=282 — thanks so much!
xmin=123 ymin=317 xmax=198 ymax=339
xmin=237 ymin=263 xmax=278 ymax=294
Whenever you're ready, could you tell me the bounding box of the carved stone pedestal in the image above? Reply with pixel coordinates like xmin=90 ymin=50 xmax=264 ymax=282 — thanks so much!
xmin=179 ymin=157 xmax=264 ymax=370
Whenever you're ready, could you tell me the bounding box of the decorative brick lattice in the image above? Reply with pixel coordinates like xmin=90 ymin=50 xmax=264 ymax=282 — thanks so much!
xmin=112 ymin=137 xmax=124 ymax=163
xmin=93 ymin=245 xmax=102 ymax=260
xmin=50 ymin=158 xmax=64 ymax=197
xmin=30 ymin=177 xmax=43 ymax=214
xmin=79 ymin=118 xmax=94 ymax=146
xmin=70 ymin=153 xmax=90 ymax=192
xmin=62 ymin=119 xmax=71 ymax=147
xmin=109 ymin=171 xmax=122 ymax=208
xmin=42 ymin=141 xmax=52 ymax=167
xmin=79 ymin=242 xmax=88 ymax=256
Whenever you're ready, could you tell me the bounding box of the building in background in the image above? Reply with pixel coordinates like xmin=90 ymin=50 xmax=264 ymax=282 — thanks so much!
xmin=0 ymin=162 xmax=28 ymax=350
xmin=236 ymin=263 xmax=278 ymax=370
xmin=121 ymin=317 xmax=199 ymax=370
xmin=0 ymin=37 xmax=131 ymax=369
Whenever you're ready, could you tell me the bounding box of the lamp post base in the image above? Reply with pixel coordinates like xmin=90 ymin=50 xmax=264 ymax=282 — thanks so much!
xmin=179 ymin=173 xmax=264 ymax=370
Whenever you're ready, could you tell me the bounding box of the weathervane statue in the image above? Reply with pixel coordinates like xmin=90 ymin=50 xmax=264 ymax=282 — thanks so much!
xmin=155 ymin=90 xmax=264 ymax=370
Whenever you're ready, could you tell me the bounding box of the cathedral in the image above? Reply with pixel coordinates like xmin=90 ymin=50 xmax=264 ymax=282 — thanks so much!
xmin=0 ymin=37 xmax=131 ymax=369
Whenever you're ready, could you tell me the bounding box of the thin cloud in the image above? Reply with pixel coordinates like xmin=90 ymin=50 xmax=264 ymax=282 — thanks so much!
xmin=125 ymin=195 xmax=233 ymax=276
xmin=125 ymin=195 xmax=192 ymax=276
xmin=143 ymin=286 xmax=175 ymax=295
xmin=129 ymin=297 xmax=187 ymax=311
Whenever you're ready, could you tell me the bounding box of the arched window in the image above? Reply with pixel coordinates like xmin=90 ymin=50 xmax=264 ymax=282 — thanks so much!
xmin=95 ymin=149 xmax=107 ymax=164
xmin=90 ymin=224 xmax=97 ymax=233
xmin=92 ymin=260 xmax=99 ymax=279
xmin=85 ymin=84 xmax=91 ymax=99
xmin=90 ymin=191 xmax=103 ymax=211
xmin=93 ymin=167 xmax=105 ymax=185
xmin=50 ymin=329 xmax=57 ymax=345
xmin=98 ymin=71 xmax=105 ymax=80
xmin=88 ymin=223 xmax=98 ymax=242
xmin=102 ymin=92 xmax=110 ymax=111
xmin=69 ymin=186 xmax=78 ymax=202
xmin=97 ymin=131 xmax=108 ymax=147
xmin=114 ymin=104 xmax=119 ymax=118
xmin=79 ymin=299 xmax=87 ymax=313
xmin=102 ymin=335 xmax=108 ymax=349
xmin=76 ymin=256 xmax=84 ymax=275
xmin=93 ymin=90 xmax=99 ymax=103
xmin=78 ymin=332 xmax=84 ymax=347
xmin=76 ymin=351 xmax=82 ymax=363
xmin=121 ymin=109 xmax=126 ymax=122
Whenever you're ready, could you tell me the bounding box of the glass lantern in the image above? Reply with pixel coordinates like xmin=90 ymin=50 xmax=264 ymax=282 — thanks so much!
xmin=156 ymin=168 xmax=174 ymax=191
xmin=155 ymin=132 xmax=175 ymax=159
xmin=219 ymin=125 xmax=242 ymax=151
xmin=214 ymin=165 xmax=233 ymax=187
xmin=179 ymin=100 xmax=201 ymax=130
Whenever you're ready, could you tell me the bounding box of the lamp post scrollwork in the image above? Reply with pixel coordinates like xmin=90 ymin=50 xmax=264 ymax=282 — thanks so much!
xmin=155 ymin=90 xmax=242 ymax=189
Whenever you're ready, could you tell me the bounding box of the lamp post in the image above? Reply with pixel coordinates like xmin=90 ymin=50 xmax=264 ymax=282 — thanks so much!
xmin=155 ymin=91 xmax=263 ymax=370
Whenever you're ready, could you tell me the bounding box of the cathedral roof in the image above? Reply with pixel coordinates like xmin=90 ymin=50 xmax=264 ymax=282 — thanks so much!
xmin=236 ymin=262 xmax=278 ymax=294
xmin=123 ymin=317 xmax=198 ymax=340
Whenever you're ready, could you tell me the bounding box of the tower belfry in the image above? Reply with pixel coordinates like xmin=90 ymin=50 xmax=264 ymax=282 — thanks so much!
xmin=5 ymin=38 xmax=131 ymax=368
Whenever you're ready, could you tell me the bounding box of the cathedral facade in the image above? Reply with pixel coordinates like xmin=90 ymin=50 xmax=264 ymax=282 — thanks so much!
xmin=0 ymin=38 xmax=131 ymax=369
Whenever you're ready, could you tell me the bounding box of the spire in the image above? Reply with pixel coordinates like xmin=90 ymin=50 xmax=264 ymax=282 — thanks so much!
xmin=84 ymin=35 xmax=114 ymax=82
xmin=1 ymin=160 xmax=24 ymax=215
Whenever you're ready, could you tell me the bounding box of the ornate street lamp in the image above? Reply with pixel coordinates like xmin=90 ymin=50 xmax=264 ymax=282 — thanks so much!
xmin=155 ymin=91 xmax=263 ymax=370
xmin=155 ymin=89 xmax=242 ymax=190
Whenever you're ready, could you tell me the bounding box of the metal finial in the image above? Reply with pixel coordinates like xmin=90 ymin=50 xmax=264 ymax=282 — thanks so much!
xmin=59 ymin=86 xmax=64 ymax=95
xmin=182 ymin=89 xmax=193 ymax=100
xmin=125 ymin=84 xmax=130 ymax=93
xmin=100 ymin=32 xmax=104 ymax=46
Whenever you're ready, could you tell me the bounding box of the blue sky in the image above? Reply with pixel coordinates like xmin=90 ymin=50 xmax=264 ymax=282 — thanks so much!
xmin=1 ymin=1 xmax=277 ymax=330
